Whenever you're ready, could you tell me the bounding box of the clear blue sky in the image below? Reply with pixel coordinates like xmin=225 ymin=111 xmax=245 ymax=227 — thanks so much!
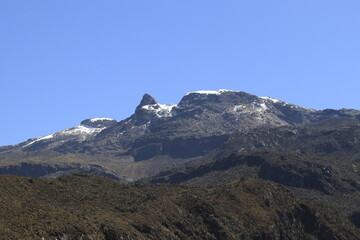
xmin=1 ymin=1 xmax=360 ymax=146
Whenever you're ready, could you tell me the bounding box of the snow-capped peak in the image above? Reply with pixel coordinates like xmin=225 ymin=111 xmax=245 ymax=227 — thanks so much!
xmin=186 ymin=89 xmax=237 ymax=95
xmin=81 ymin=118 xmax=117 ymax=128
xmin=59 ymin=125 xmax=105 ymax=135
xmin=88 ymin=117 xmax=114 ymax=122
xmin=22 ymin=125 xmax=105 ymax=148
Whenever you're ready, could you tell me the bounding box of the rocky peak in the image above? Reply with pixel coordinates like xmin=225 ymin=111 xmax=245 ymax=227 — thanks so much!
xmin=133 ymin=94 xmax=175 ymax=124
xmin=136 ymin=94 xmax=158 ymax=110
xmin=178 ymin=90 xmax=256 ymax=107
xmin=175 ymin=90 xmax=260 ymax=116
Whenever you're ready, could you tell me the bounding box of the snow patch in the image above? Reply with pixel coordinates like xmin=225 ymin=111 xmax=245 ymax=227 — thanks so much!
xmin=37 ymin=134 xmax=54 ymax=141
xmin=142 ymin=103 xmax=176 ymax=118
xmin=59 ymin=125 xmax=104 ymax=135
xmin=186 ymin=89 xmax=237 ymax=95
xmin=233 ymin=105 xmax=246 ymax=112
xmin=89 ymin=117 xmax=114 ymax=122
xmin=260 ymin=96 xmax=316 ymax=112
xmin=233 ymin=102 xmax=268 ymax=113
xmin=22 ymin=125 xmax=105 ymax=148
xmin=260 ymin=96 xmax=280 ymax=103
xmin=257 ymin=102 xmax=268 ymax=111
xmin=23 ymin=134 xmax=54 ymax=147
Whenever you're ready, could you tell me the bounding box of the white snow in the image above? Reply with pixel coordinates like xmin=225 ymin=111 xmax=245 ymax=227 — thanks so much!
xmin=88 ymin=117 xmax=114 ymax=122
xmin=233 ymin=105 xmax=246 ymax=112
xmin=23 ymin=134 xmax=54 ymax=147
xmin=233 ymin=102 xmax=268 ymax=113
xmin=192 ymin=90 xmax=222 ymax=95
xmin=353 ymin=164 xmax=358 ymax=173
xmin=142 ymin=103 xmax=176 ymax=118
xmin=259 ymin=96 xmax=280 ymax=103
xmin=260 ymin=96 xmax=316 ymax=112
xmin=37 ymin=134 xmax=54 ymax=141
xmin=186 ymin=89 xmax=237 ymax=95
xmin=159 ymin=104 xmax=176 ymax=112
xmin=22 ymin=125 xmax=105 ymax=148
xmin=257 ymin=102 xmax=268 ymax=111
xmin=58 ymin=125 xmax=104 ymax=135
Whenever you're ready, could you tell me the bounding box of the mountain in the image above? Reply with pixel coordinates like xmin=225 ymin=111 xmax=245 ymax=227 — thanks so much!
xmin=1 ymin=90 xmax=360 ymax=180
xmin=1 ymin=89 xmax=360 ymax=237
xmin=1 ymin=117 xmax=117 ymax=152
xmin=12 ymin=90 xmax=359 ymax=158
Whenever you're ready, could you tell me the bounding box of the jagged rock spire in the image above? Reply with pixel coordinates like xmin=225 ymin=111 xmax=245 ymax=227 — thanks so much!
xmin=137 ymin=93 xmax=158 ymax=109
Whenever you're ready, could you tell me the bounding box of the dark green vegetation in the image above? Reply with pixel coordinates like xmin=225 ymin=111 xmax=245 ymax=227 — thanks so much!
xmin=0 ymin=174 xmax=359 ymax=240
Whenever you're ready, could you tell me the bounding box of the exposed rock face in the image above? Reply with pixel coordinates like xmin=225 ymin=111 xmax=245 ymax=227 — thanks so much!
xmin=136 ymin=93 xmax=158 ymax=109
xmin=124 ymin=135 xmax=228 ymax=161
xmin=350 ymin=211 xmax=360 ymax=228
xmin=148 ymin=118 xmax=360 ymax=191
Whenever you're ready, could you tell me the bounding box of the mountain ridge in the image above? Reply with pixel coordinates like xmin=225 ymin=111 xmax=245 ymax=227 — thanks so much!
xmin=1 ymin=89 xmax=360 ymax=181
xmin=3 ymin=90 xmax=359 ymax=155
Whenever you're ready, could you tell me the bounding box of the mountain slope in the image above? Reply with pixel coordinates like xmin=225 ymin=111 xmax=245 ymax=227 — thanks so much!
xmin=145 ymin=119 xmax=360 ymax=228
xmin=0 ymin=118 xmax=117 ymax=153
xmin=0 ymin=174 xmax=358 ymax=240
